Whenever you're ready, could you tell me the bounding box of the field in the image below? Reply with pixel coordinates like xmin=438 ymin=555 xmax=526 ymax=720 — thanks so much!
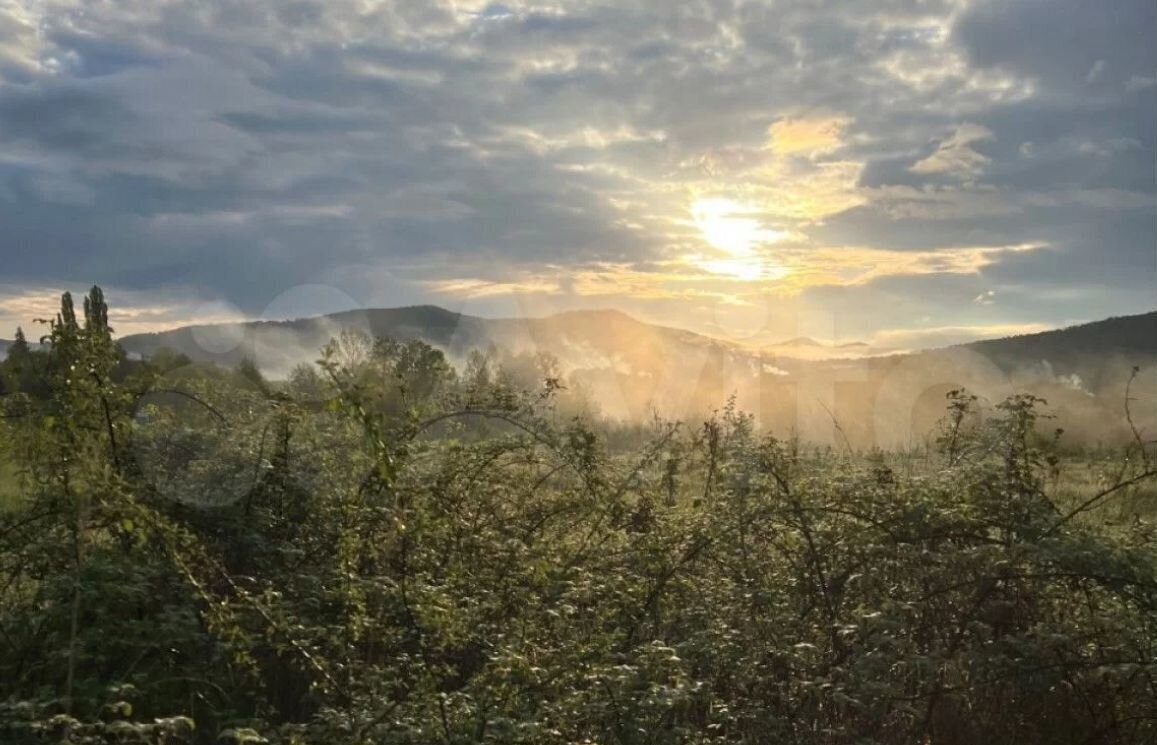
xmin=1 ymin=293 xmax=1156 ymax=745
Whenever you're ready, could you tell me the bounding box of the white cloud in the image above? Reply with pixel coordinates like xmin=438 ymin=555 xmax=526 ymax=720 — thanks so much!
xmin=910 ymin=123 xmax=995 ymax=179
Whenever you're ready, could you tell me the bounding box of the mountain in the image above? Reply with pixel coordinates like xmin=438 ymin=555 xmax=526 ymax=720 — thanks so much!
xmin=964 ymin=312 xmax=1157 ymax=370
xmin=118 ymin=307 xmax=1157 ymax=446
xmin=694 ymin=323 xmax=889 ymax=359
xmin=118 ymin=305 xmax=737 ymax=375
xmin=119 ymin=306 xmax=755 ymax=419
xmin=805 ymin=311 xmax=1157 ymax=449
xmin=755 ymin=336 xmax=896 ymax=360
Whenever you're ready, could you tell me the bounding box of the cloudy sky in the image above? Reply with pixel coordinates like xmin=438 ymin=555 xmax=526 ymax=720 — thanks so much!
xmin=0 ymin=0 xmax=1154 ymax=346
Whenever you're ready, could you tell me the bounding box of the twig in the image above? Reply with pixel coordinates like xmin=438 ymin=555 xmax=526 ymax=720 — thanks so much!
xmin=815 ymin=396 xmax=854 ymax=457
xmin=1124 ymin=366 xmax=1151 ymax=470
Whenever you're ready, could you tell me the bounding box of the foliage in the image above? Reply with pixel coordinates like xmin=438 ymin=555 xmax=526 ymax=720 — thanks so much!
xmin=1 ymin=289 xmax=1155 ymax=744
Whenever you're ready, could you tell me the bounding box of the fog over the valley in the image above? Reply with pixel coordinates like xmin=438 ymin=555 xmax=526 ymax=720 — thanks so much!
xmin=117 ymin=306 xmax=1157 ymax=451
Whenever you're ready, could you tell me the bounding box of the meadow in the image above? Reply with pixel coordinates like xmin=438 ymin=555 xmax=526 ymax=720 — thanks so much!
xmin=1 ymin=289 xmax=1155 ymax=745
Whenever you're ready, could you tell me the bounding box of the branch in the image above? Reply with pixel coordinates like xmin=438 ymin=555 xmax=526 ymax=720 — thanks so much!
xmin=1125 ymin=366 xmax=1151 ymax=470
xmin=1046 ymin=468 xmax=1157 ymax=535
xmin=143 ymin=388 xmax=229 ymax=425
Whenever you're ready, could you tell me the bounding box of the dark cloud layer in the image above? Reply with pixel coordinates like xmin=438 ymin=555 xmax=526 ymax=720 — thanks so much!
xmin=0 ymin=0 xmax=1152 ymax=343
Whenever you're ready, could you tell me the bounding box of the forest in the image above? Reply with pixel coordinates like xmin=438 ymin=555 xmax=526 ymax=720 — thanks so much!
xmin=1 ymin=287 xmax=1155 ymax=744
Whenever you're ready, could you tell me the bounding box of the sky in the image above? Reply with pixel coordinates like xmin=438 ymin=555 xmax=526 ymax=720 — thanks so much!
xmin=0 ymin=0 xmax=1154 ymax=347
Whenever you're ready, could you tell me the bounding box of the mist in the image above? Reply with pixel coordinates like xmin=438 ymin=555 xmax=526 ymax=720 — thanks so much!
xmin=116 ymin=307 xmax=1157 ymax=453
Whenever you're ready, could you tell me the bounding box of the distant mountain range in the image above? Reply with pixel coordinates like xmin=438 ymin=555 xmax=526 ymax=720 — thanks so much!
xmin=693 ymin=323 xmax=891 ymax=359
xmin=115 ymin=305 xmax=1157 ymax=373
xmin=117 ymin=305 xmax=738 ymax=376
xmin=9 ymin=307 xmax=1155 ymax=446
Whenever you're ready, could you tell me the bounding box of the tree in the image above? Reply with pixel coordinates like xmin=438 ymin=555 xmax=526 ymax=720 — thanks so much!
xmin=1 ymin=327 xmax=32 ymax=395
xmin=9 ymin=326 xmax=30 ymax=360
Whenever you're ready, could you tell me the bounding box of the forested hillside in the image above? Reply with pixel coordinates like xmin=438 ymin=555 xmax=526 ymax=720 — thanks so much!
xmin=115 ymin=306 xmax=1157 ymax=448
xmin=966 ymin=312 xmax=1157 ymax=367
xmin=1 ymin=289 xmax=1155 ymax=744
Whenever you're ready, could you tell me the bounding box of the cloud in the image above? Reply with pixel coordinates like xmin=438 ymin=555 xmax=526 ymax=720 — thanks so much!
xmin=911 ymin=123 xmax=994 ymax=178
xmin=1126 ymin=75 xmax=1157 ymax=92
xmin=0 ymin=283 xmax=248 ymax=337
xmin=768 ymin=115 xmax=850 ymax=157
xmin=953 ymin=0 xmax=1156 ymax=94
xmin=1085 ymin=60 xmax=1106 ymax=84
xmin=0 ymin=0 xmax=49 ymax=80
xmin=417 ymin=242 xmax=1049 ymax=310
xmin=0 ymin=0 xmax=1151 ymax=344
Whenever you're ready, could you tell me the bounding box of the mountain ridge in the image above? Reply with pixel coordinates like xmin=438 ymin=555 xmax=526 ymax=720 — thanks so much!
xmin=115 ymin=306 xmax=1157 ymax=368
xmin=9 ymin=306 xmax=1155 ymax=443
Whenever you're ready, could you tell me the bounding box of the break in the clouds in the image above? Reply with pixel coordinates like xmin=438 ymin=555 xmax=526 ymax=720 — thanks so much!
xmin=0 ymin=0 xmax=1153 ymax=345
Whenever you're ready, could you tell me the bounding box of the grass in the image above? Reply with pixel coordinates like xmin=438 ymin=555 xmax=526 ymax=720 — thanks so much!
xmin=1048 ymin=454 xmax=1157 ymax=523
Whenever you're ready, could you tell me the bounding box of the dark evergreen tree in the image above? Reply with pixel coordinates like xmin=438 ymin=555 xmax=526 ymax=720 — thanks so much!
xmin=2 ymin=328 xmax=34 ymax=395
xmin=9 ymin=327 xmax=30 ymax=360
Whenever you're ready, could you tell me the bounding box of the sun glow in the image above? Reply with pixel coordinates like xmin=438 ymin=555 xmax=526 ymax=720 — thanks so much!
xmin=697 ymin=258 xmax=791 ymax=282
xmin=691 ymin=198 xmax=791 ymax=281
xmin=693 ymin=198 xmax=787 ymax=256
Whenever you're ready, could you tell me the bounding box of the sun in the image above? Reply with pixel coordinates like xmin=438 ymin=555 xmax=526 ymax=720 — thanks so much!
xmin=691 ymin=198 xmax=791 ymax=280
xmin=692 ymin=198 xmax=784 ymax=256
